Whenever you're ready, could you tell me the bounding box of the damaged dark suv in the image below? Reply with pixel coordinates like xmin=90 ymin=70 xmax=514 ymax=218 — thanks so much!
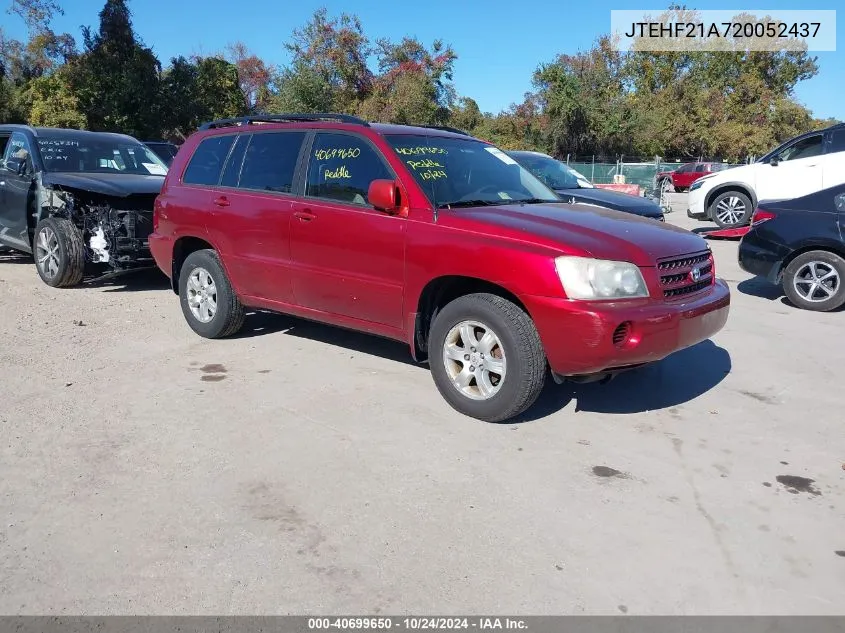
xmin=0 ymin=125 xmax=168 ymax=287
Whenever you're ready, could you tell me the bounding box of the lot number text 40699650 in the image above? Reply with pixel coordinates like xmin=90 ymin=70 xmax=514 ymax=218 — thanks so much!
xmin=307 ymin=617 xmax=529 ymax=630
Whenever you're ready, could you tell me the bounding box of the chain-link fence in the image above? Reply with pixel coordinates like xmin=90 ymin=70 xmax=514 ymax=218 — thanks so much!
xmin=564 ymin=155 xmax=749 ymax=193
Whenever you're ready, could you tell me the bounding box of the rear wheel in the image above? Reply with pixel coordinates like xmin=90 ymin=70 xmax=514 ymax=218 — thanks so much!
xmin=178 ymin=249 xmax=245 ymax=338
xmin=33 ymin=217 xmax=85 ymax=288
xmin=782 ymin=250 xmax=845 ymax=312
xmin=428 ymin=293 xmax=546 ymax=422
xmin=710 ymin=190 xmax=752 ymax=228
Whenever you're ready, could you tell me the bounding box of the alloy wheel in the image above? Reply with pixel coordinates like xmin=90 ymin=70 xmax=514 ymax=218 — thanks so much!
xmin=715 ymin=196 xmax=746 ymax=225
xmin=442 ymin=320 xmax=507 ymax=401
xmin=186 ymin=267 xmax=218 ymax=323
xmin=35 ymin=227 xmax=60 ymax=280
xmin=792 ymin=261 xmax=840 ymax=303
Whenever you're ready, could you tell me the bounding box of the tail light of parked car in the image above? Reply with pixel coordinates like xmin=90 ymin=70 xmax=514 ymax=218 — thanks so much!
xmin=751 ymin=208 xmax=777 ymax=226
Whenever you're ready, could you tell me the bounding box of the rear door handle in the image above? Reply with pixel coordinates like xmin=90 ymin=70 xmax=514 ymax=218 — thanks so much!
xmin=213 ymin=195 xmax=230 ymax=207
xmin=294 ymin=209 xmax=316 ymax=222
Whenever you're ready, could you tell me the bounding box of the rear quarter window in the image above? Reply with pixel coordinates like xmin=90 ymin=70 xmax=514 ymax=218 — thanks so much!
xmin=183 ymin=135 xmax=236 ymax=186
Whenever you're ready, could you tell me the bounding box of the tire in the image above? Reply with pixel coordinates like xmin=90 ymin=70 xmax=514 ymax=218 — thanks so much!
xmin=428 ymin=293 xmax=546 ymax=422
xmin=659 ymin=178 xmax=674 ymax=194
xmin=709 ymin=190 xmax=753 ymax=228
xmin=33 ymin=217 xmax=85 ymax=288
xmin=782 ymin=250 xmax=845 ymax=312
xmin=178 ymin=249 xmax=245 ymax=338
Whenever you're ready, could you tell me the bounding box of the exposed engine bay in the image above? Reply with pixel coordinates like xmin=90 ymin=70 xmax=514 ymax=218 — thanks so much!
xmin=38 ymin=183 xmax=156 ymax=274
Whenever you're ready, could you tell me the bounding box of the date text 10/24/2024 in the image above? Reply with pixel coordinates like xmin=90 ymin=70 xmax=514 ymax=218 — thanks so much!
xmin=308 ymin=617 xmax=528 ymax=630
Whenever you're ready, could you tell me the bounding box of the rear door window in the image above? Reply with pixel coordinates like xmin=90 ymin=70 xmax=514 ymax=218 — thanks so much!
xmin=306 ymin=132 xmax=393 ymax=207
xmin=238 ymin=131 xmax=305 ymax=193
xmin=828 ymin=129 xmax=845 ymax=154
xmin=183 ymin=135 xmax=235 ymax=186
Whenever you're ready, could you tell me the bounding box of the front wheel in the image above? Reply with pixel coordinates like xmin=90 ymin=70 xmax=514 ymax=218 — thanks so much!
xmin=428 ymin=293 xmax=546 ymax=422
xmin=710 ymin=190 xmax=752 ymax=228
xmin=33 ymin=217 xmax=85 ymax=287
xmin=178 ymin=249 xmax=245 ymax=338
xmin=782 ymin=250 xmax=845 ymax=312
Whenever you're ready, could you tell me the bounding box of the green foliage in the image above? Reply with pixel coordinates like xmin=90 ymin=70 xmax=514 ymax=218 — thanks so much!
xmin=23 ymin=65 xmax=84 ymax=127
xmin=68 ymin=0 xmax=161 ymax=137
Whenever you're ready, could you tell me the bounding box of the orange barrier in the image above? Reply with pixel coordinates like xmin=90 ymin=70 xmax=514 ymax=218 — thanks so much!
xmin=594 ymin=183 xmax=642 ymax=196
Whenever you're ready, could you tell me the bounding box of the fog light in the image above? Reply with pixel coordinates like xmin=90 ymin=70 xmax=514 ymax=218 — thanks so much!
xmin=612 ymin=321 xmax=638 ymax=348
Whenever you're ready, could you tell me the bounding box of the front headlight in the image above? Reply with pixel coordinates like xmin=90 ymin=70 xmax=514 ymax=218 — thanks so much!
xmin=689 ymin=179 xmax=706 ymax=192
xmin=555 ymin=256 xmax=649 ymax=300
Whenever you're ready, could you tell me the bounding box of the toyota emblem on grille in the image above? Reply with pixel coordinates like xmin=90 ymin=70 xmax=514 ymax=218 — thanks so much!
xmin=690 ymin=267 xmax=702 ymax=282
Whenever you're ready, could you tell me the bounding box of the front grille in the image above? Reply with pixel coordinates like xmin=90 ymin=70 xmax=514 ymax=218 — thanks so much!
xmin=657 ymin=251 xmax=714 ymax=299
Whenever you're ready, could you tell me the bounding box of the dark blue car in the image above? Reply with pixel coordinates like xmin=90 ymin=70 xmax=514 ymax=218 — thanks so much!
xmin=507 ymin=150 xmax=665 ymax=221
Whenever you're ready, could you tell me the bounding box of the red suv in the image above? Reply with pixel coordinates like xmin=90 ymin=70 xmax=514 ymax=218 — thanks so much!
xmin=656 ymin=162 xmax=733 ymax=192
xmin=150 ymin=114 xmax=730 ymax=422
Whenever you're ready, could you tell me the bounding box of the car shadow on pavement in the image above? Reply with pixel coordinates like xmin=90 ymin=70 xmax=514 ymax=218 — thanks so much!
xmin=515 ymin=339 xmax=732 ymax=422
xmin=234 ymin=310 xmax=424 ymax=367
xmin=0 ymin=251 xmax=33 ymax=265
xmin=736 ymin=277 xmax=782 ymax=301
xmin=93 ymin=268 xmax=171 ymax=292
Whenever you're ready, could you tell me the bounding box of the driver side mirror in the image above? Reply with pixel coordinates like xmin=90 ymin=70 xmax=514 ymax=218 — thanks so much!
xmin=3 ymin=157 xmax=25 ymax=176
xmin=769 ymin=157 xmax=780 ymax=167
xmin=368 ymin=179 xmax=401 ymax=214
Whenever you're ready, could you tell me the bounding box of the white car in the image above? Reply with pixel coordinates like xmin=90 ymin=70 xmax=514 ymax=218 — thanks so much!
xmin=687 ymin=123 xmax=845 ymax=228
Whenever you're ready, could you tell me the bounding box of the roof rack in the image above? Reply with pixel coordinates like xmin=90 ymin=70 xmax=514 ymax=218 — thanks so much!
xmin=198 ymin=113 xmax=370 ymax=131
xmin=417 ymin=125 xmax=472 ymax=136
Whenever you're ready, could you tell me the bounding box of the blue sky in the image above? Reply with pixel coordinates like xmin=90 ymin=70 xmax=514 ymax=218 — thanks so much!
xmin=3 ymin=0 xmax=843 ymax=120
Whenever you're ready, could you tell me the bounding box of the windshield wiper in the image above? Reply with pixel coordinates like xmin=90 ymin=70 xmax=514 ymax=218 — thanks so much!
xmin=513 ymin=198 xmax=555 ymax=204
xmin=437 ymin=199 xmax=514 ymax=209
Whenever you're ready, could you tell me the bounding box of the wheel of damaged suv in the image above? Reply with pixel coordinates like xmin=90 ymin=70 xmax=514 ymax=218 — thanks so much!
xmin=429 ymin=293 xmax=546 ymax=423
xmin=710 ymin=190 xmax=752 ymax=228
xmin=782 ymin=250 xmax=845 ymax=312
xmin=33 ymin=217 xmax=85 ymax=288
xmin=178 ymin=249 xmax=245 ymax=338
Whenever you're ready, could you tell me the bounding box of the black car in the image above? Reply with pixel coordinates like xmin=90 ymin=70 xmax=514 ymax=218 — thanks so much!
xmin=738 ymin=183 xmax=845 ymax=312
xmin=0 ymin=125 xmax=168 ymax=287
xmin=506 ymin=150 xmax=665 ymax=220
xmin=144 ymin=141 xmax=180 ymax=166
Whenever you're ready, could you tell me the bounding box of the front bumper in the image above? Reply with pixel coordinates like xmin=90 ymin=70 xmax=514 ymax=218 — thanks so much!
xmin=524 ymin=280 xmax=731 ymax=376
xmin=686 ymin=188 xmax=708 ymax=220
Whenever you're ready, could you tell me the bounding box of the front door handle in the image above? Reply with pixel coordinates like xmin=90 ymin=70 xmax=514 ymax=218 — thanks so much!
xmin=294 ymin=209 xmax=316 ymax=222
xmin=213 ymin=195 xmax=230 ymax=207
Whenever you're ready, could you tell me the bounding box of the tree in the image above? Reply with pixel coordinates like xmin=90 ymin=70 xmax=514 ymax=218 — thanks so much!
xmin=8 ymin=0 xmax=63 ymax=32
xmin=159 ymin=55 xmax=246 ymax=139
xmin=359 ymin=37 xmax=457 ymax=125
xmin=69 ymin=0 xmax=161 ymax=137
xmin=283 ymin=8 xmax=373 ymax=112
xmin=23 ymin=64 xmax=85 ymax=127
xmin=225 ymin=41 xmax=271 ymax=112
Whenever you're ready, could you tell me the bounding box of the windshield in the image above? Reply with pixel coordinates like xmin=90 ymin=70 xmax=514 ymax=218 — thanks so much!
xmin=36 ymin=136 xmax=169 ymax=175
xmin=385 ymin=135 xmax=559 ymax=208
xmin=508 ymin=152 xmax=593 ymax=190
xmin=145 ymin=143 xmax=178 ymax=166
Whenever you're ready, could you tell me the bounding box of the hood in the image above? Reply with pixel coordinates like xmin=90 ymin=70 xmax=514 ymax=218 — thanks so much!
xmin=555 ymin=188 xmax=664 ymax=217
xmin=439 ymin=202 xmax=707 ymax=267
xmin=41 ymin=172 xmax=165 ymax=197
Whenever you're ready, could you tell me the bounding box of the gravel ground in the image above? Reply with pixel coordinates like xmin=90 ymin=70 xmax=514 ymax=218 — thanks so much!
xmin=0 ymin=198 xmax=843 ymax=615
